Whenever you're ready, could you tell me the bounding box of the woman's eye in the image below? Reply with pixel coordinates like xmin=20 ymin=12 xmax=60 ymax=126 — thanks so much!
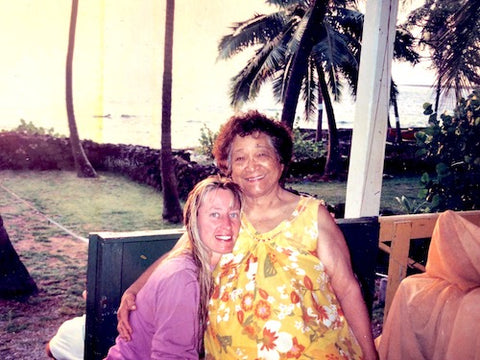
xmin=234 ymin=156 xmax=245 ymax=162
xmin=210 ymin=212 xmax=220 ymax=218
xmin=257 ymin=151 xmax=271 ymax=158
xmin=229 ymin=212 xmax=239 ymax=219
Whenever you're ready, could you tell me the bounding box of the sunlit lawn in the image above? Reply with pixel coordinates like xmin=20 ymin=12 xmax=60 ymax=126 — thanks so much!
xmin=0 ymin=170 xmax=179 ymax=238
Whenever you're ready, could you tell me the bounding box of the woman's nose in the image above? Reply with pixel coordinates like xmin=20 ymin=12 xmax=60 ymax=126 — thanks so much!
xmin=220 ymin=215 xmax=233 ymax=229
xmin=245 ymin=156 xmax=257 ymax=169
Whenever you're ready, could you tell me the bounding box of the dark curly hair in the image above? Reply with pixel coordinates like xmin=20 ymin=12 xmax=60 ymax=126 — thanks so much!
xmin=212 ymin=110 xmax=293 ymax=179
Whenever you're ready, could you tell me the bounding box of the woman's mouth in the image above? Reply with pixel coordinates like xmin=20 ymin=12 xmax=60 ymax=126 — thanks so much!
xmin=246 ymin=175 xmax=264 ymax=182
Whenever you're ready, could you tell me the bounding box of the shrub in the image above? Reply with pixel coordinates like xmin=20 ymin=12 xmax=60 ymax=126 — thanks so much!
xmin=197 ymin=125 xmax=327 ymax=163
xmin=13 ymin=119 xmax=60 ymax=137
xmin=414 ymin=90 xmax=480 ymax=212
xmin=197 ymin=123 xmax=217 ymax=158
xmin=292 ymin=129 xmax=326 ymax=162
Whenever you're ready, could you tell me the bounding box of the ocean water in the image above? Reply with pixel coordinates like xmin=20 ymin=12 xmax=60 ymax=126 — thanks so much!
xmin=1 ymin=84 xmax=457 ymax=150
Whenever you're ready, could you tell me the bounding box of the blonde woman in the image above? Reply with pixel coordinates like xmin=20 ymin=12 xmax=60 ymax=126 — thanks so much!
xmin=105 ymin=176 xmax=242 ymax=359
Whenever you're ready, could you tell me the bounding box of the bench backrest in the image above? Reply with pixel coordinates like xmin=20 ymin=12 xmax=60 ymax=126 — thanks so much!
xmin=85 ymin=217 xmax=379 ymax=360
xmin=85 ymin=230 xmax=181 ymax=360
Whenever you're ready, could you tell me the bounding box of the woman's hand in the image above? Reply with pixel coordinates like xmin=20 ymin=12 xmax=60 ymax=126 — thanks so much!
xmin=117 ymin=291 xmax=137 ymax=341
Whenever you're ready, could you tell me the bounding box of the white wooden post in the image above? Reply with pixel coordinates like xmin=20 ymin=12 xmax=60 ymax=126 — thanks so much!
xmin=344 ymin=0 xmax=400 ymax=218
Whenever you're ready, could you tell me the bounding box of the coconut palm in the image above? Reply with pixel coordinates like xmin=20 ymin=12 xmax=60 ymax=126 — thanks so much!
xmin=281 ymin=3 xmax=365 ymax=176
xmin=160 ymin=0 xmax=182 ymax=223
xmin=219 ymin=0 xmax=358 ymax=124
xmin=280 ymin=0 xmax=330 ymax=129
xmin=404 ymin=0 xmax=480 ymax=110
xmin=66 ymin=0 xmax=97 ymax=178
xmin=437 ymin=0 xmax=480 ymax=99
xmin=218 ymin=0 xmax=418 ymax=177
xmin=218 ymin=0 xmax=359 ymax=177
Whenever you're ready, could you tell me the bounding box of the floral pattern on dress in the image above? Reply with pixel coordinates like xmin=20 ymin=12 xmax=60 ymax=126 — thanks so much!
xmin=205 ymin=196 xmax=363 ymax=360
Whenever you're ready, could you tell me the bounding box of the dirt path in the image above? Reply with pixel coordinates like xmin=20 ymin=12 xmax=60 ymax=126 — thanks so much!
xmin=0 ymin=190 xmax=88 ymax=360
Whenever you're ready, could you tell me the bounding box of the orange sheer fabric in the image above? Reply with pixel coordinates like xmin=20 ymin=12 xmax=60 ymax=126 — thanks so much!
xmin=378 ymin=210 xmax=480 ymax=360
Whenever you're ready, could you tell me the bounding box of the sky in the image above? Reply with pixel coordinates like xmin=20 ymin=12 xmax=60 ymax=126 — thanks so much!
xmin=0 ymin=0 xmax=433 ymax=145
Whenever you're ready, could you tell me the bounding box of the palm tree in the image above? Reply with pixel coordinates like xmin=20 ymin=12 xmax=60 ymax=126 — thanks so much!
xmin=66 ymin=0 xmax=97 ymax=178
xmin=218 ymin=0 xmax=418 ymax=177
xmin=389 ymin=26 xmax=421 ymax=143
xmin=404 ymin=0 xmax=480 ymax=110
xmin=160 ymin=0 xmax=182 ymax=223
xmin=218 ymin=0 xmax=359 ymax=177
xmin=437 ymin=0 xmax=480 ymax=99
xmin=281 ymin=0 xmax=329 ymax=129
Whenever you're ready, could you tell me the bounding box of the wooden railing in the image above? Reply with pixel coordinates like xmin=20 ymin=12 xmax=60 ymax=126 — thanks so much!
xmin=378 ymin=210 xmax=480 ymax=320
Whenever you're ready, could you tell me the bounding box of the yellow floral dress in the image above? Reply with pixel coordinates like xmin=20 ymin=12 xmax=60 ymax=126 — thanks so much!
xmin=204 ymin=196 xmax=363 ymax=360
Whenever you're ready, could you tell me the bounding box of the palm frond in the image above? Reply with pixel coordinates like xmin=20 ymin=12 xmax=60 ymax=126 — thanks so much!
xmin=393 ymin=26 xmax=420 ymax=64
xmin=437 ymin=0 xmax=480 ymax=94
xmin=286 ymin=7 xmax=311 ymax=56
xmin=301 ymin=58 xmax=318 ymax=122
xmin=328 ymin=6 xmax=363 ymax=39
xmin=271 ymin=57 xmax=292 ymax=103
xmin=266 ymin=0 xmax=311 ymax=8
xmin=217 ymin=12 xmax=287 ymax=60
xmin=390 ymin=81 xmax=399 ymax=106
xmin=420 ymin=0 xmax=480 ymax=99
xmin=327 ymin=64 xmax=342 ymax=101
xmin=311 ymin=22 xmax=357 ymax=100
xmin=270 ymin=68 xmax=286 ymax=102
xmin=229 ymin=34 xmax=289 ymax=108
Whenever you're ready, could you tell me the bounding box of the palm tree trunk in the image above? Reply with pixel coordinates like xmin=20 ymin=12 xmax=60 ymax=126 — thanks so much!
xmin=317 ymin=64 xmax=342 ymax=178
xmin=434 ymin=76 xmax=441 ymax=115
xmin=393 ymin=95 xmax=402 ymax=144
xmin=160 ymin=0 xmax=182 ymax=223
xmin=0 ymin=215 xmax=38 ymax=299
xmin=66 ymin=0 xmax=96 ymax=178
xmin=315 ymin=88 xmax=324 ymax=143
xmin=281 ymin=0 xmax=328 ymax=129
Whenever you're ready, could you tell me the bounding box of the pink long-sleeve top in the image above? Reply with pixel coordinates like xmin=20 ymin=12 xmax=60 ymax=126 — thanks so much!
xmin=105 ymin=254 xmax=200 ymax=359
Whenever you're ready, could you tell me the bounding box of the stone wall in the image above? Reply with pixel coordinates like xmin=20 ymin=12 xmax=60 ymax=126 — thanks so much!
xmin=0 ymin=131 xmax=430 ymax=198
xmin=0 ymin=132 xmax=217 ymax=200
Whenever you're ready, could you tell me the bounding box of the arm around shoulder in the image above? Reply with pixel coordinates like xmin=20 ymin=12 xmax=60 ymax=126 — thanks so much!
xmin=117 ymin=233 xmax=189 ymax=341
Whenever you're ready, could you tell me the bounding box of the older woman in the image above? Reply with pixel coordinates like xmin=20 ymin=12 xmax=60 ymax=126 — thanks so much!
xmin=118 ymin=111 xmax=377 ymax=359
xmin=203 ymin=111 xmax=377 ymax=359
xmin=106 ymin=176 xmax=242 ymax=359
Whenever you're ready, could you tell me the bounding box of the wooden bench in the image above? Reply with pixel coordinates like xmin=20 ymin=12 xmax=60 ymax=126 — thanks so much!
xmin=378 ymin=210 xmax=480 ymax=320
xmin=84 ymin=217 xmax=379 ymax=360
xmin=84 ymin=210 xmax=480 ymax=358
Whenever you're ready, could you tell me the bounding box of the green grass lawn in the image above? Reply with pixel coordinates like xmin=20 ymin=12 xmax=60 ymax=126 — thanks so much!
xmin=0 ymin=170 xmax=180 ymax=238
xmin=0 ymin=170 xmax=423 ymax=238
xmin=289 ymin=175 xmax=422 ymax=215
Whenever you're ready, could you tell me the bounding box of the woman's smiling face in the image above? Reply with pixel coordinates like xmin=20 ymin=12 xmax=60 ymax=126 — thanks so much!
xmin=230 ymin=132 xmax=284 ymax=199
xmin=197 ymin=188 xmax=241 ymax=266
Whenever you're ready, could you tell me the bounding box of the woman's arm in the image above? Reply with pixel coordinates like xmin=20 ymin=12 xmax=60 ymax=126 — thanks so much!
xmin=316 ymin=206 xmax=378 ymax=360
xmin=117 ymin=233 xmax=188 ymax=341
